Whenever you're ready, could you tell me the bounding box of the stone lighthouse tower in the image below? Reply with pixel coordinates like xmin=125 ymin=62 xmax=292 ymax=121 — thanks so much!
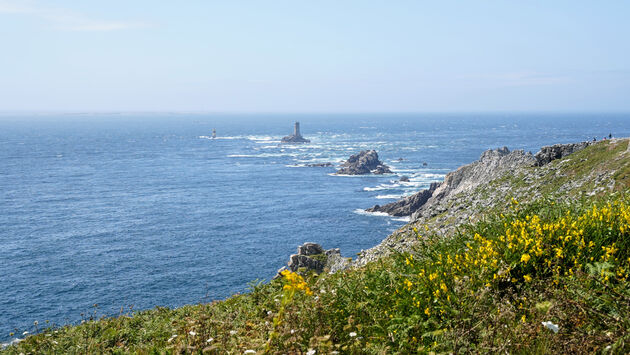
xmin=294 ymin=122 xmax=301 ymax=137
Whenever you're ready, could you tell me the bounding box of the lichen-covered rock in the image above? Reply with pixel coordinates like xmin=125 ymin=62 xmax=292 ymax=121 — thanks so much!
xmin=297 ymin=242 xmax=324 ymax=256
xmin=335 ymin=150 xmax=392 ymax=175
xmin=275 ymin=242 xmax=351 ymax=278
xmin=534 ymin=142 xmax=592 ymax=166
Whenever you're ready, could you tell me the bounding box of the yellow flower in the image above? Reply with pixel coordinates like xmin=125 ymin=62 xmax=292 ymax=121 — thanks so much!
xmin=521 ymin=254 xmax=531 ymax=263
xmin=523 ymin=274 xmax=532 ymax=283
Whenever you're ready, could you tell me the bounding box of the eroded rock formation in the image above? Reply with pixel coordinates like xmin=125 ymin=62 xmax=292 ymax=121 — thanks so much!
xmin=275 ymin=242 xmax=351 ymax=278
xmin=335 ymin=150 xmax=392 ymax=175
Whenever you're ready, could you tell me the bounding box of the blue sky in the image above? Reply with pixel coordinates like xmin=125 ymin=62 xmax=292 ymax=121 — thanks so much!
xmin=0 ymin=0 xmax=629 ymax=112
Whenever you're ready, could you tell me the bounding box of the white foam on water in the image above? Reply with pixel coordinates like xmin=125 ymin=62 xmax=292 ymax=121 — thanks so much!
xmin=393 ymin=216 xmax=411 ymax=222
xmin=353 ymin=209 xmax=390 ymax=217
xmin=227 ymin=152 xmax=299 ymax=158
xmin=413 ymin=172 xmax=446 ymax=179
xmin=329 ymin=173 xmax=381 ymax=178
xmin=1 ymin=338 xmax=22 ymax=349
xmin=363 ymin=183 xmax=401 ymax=191
xmin=375 ymin=194 xmax=404 ymax=199
xmin=199 ymin=135 xmax=240 ymax=140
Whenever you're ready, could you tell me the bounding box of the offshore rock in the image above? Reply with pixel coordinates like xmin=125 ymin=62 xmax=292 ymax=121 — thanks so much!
xmin=275 ymin=242 xmax=351 ymax=278
xmin=366 ymin=181 xmax=441 ymax=216
xmin=335 ymin=150 xmax=392 ymax=175
xmin=534 ymin=142 xmax=592 ymax=166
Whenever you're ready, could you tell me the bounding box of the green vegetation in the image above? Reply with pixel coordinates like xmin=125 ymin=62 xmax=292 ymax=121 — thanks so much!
xmin=4 ymin=194 xmax=629 ymax=354
xmin=4 ymin=140 xmax=630 ymax=354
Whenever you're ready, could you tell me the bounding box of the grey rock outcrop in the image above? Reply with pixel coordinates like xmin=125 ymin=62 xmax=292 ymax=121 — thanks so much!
xmin=275 ymin=242 xmax=351 ymax=278
xmin=366 ymin=181 xmax=441 ymax=216
xmin=355 ymin=139 xmax=614 ymax=266
xmin=356 ymin=147 xmax=536 ymax=265
xmin=534 ymin=142 xmax=592 ymax=166
xmin=399 ymin=175 xmax=410 ymax=182
xmin=410 ymin=147 xmax=535 ymax=221
xmin=335 ymin=150 xmax=392 ymax=175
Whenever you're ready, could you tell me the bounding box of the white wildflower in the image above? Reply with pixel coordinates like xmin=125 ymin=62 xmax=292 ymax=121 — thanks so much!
xmin=541 ymin=321 xmax=559 ymax=333
xmin=229 ymin=330 xmax=237 ymax=335
xmin=244 ymin=350 xmax=256 ymax=354
xmin=52 ymin=341 xmax=58 ymax=345
xmin=167 ymin=334 xmax=178 ymax=343
xmin=290 ymin=329 xmax=295 ymax=334
xmin=45 ymin=334 xmax=51 ymax=337
xmin=320 ymin=289 xmax=326 ymax=294
xmin=206 ymin=337 xmax=214 ymax=343
xmin=188 ymin=330 xmax=196 ymax=336
xmin=306 ymin=349 xmax=316 ymax=355
xmin=349 ymin=331 xmax=357 ymax=337
xmin=267 ymin=310 xmax=272 ymax=315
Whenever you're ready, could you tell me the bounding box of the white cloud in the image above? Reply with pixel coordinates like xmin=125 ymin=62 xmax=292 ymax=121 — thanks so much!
xmin=0 ymin=0 xmax=148 ymax=31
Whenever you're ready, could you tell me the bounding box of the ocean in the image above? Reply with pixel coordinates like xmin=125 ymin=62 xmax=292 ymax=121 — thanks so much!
xmin=1 ymin=113 xmax=628 ymax=340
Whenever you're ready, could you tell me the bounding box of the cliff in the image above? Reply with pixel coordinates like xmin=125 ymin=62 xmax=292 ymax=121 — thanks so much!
xmin=356 ymin=138 xmax=630 ymax=265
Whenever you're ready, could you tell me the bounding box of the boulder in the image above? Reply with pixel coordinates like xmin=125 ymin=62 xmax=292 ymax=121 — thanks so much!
xmin=335 ymin=150 xmax=392 ymax=175
xmin=274 ymin=242 xmax=351 ymax=278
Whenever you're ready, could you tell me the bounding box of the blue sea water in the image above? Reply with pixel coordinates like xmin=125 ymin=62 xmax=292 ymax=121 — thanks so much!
xmin=0 ymin=113 xmax=628 ymax=340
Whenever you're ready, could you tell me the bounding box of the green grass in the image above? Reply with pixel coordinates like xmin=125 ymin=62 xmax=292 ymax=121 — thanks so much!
xmin=4 ymin=194 xmax=629 ymax=354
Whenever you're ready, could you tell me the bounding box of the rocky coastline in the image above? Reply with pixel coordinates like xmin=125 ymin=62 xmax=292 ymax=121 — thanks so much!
xmin=279 ymin=139 xmax=612 ymax=273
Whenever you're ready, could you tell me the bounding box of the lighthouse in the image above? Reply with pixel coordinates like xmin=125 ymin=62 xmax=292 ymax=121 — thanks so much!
xmin=281 ymin=121 xmax=310 ymax=143
xmin=294 ymin=122 xmax=301 ymax=137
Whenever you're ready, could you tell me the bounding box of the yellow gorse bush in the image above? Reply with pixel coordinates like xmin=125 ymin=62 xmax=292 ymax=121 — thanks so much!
xmin=395 ymin=197 xmax=630 ymax=326
xmin=280 ymin=269 xmax=313 ymax=296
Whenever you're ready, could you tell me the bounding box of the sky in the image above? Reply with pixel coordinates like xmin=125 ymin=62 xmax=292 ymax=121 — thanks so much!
xmin=0 ymin=0 xmax=629 ymax=113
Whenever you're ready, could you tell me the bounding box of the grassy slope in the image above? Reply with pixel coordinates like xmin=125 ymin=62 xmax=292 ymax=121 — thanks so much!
xmin=371 ymin=139 xmax=630 ymax=257
xmin=4 ymin=141 xmax=630 ymax=354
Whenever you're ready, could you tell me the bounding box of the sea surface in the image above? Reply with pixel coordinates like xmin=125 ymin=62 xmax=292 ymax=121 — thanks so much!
xmin=1 ymin=113 xmax=628 ymax=341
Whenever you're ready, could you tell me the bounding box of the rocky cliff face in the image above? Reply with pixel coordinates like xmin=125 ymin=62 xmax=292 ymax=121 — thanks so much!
xmin=366 ymin=182 xmax=441 ymax=216
xmin=354 ymin=139 xmax=630 ymax=266
xmin=534 ymin=141 xmax=592 ymax=166
xmin=335 ymin=150 xmax=392 ymax=175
